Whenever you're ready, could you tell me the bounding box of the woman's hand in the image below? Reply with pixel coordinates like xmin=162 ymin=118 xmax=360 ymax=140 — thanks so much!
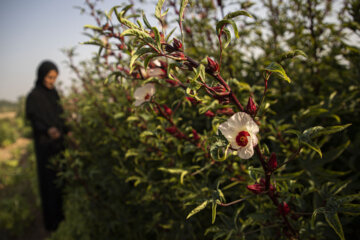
xmin=48 ymin=127 xmax=61 ymax=140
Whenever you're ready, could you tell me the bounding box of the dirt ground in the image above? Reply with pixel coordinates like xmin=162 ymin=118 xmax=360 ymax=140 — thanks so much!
xmin=0 ymin=111 xmax=16 ymax=119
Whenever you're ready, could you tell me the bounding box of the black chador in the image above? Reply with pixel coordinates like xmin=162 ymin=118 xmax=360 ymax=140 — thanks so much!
xmin=26 ymin=61 xmax=67 ymax=231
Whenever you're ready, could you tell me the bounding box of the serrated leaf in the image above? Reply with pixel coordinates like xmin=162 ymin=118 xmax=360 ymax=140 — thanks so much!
xmin=264 ymin=62 xmax=291 ymax=83
xmin=224 ymin=10 xmax=253 ymax=19
xmin=324 ymin=212 xmax=345 ymax=240
xmin=186 ymin=200 xmax=209 ymax=219
xmin=216 ymin=19 xmax=239 ymax=38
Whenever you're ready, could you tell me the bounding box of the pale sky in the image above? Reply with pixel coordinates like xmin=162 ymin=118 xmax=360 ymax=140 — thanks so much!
xmin=0 ymin=0 xmax=152 ymax=101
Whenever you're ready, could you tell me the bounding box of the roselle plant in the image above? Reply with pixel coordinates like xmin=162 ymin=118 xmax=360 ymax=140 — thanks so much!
xmin=51 ymin=1 xmax=360 ymax=240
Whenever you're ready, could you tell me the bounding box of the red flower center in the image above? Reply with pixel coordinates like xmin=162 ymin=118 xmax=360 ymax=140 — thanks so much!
xmin=144 ymin=93 xmax=150 ymax=100
xmin=236 ymin=131 xmax=250 ymax=147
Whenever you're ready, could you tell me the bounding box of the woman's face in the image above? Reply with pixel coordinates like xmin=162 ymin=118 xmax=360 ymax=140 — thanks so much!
xmin=43 ymin=69 xmax=58 ymax=89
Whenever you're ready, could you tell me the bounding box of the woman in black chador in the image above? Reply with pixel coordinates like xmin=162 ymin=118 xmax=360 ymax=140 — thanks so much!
xmin=26 ymin=60 xmax=68 ymax=231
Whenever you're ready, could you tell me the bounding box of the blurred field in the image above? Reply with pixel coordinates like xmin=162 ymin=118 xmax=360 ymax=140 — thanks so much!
xmin=0 ymin=108 xmax=50 ymax=240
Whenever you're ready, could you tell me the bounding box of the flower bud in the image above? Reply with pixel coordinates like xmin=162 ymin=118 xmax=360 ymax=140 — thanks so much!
xmin=246 ymin=97 xmax=257 ymax=115
xmin=165 ymin=126 xmax=177 ymax=134
xmin=165 ymin=44 xmax=176 ymax=53
xmin=163 ymin=105 xmax=172 ymax=116
xmin=186 ymin=97 xmax=200 ymax=105
xmin=278 ymin=202 xmax=290 ymax=216
xmin=206 ymin=57 xmax=219 ymax=73
xmin=247 ymin=183 xmax=264 ymax=194
xmin=268 ymin=152 xmax=277 ymax=171
xmin=205 ymin=110 xmax=215 ymax=118
xmin=172 ymin=52 xmax=186 ymax=60
xmin=172 ymin=38 xmax=183 ymax=51
xmin=192 ymin=129 xmax=200 ymax=141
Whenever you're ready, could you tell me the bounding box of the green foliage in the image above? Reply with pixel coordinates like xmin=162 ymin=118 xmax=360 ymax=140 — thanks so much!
xmin=53 ymin=0 xmax=360 ymax=240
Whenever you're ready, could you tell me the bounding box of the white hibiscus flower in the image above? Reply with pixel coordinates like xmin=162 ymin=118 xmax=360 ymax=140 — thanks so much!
xmin=134 ymin=83 xmax=155 ymax=106
xmin=218 ymin=112 xmax=259 ymax=159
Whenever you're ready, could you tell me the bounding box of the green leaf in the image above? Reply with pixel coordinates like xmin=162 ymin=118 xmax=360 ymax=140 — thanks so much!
xmin=216 ymin=19 xmax=239 ymax=38
xmin=264 ymin=62 xmax=291 ymax=83
xmin=120 ymin=4 xmax=133 ymax=17
xmin=222 ymin=28 xmax=232 ymax=48
xmin=212 ymin=201 xmax=217 ymax=224
xmin=324 ymin=212 xmax=345 ymax=240
xmin=278 ymin=50 xmax=307 ymax=61
xmin=144 ymin=53 xmax=158 ymax=70
xmin=311 ymin=124 xmax=351 ymax=138
xmin=142 ymin=11 xmax=152 ymax=29
xmin=83 ymin=24 xmax=103 ymax=31
xmin=186 ymin=200 xmax=209 ymax=219
xmin=155 ymin=0 xmax=166 ymax=21
xmin=121 ymin=28 xmax=152 ymax=41
xmin=125 ymin=148 xmax=139 ymax=158
xmin=151 ymin=27 xmax=162 ymax=50
xmin=129 ymin=48 xmax=155 ymax=73
xmin=301 ymin=138 xmax=322 ymax=158
xmin=339 ymin=203 xmax=360 ymax=215
xmin=179 ymin=0 xmax=189 ymax=24
xmin=114 ymin=8 xmax=139 ymax=30
xmin=158 ymin=167 xmax=188 ymax=184
xmin=224 ymin=10 xmax=253 ymax=19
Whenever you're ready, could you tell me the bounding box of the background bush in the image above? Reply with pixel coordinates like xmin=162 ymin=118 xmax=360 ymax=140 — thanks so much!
xmin=50 ymin=0 xmax=359 ymax=239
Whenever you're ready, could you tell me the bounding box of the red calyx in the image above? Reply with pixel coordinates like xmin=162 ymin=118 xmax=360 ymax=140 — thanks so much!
xmin=247 ymin=183 xmax=264 ymax=194
xmin=186 ymin=97 xmax=200 ymax=105
xmin=163 ymin=105 xmax=172 ymax=116
xmin=246 ymin=97 xmax=257 ymax=116
xmin=172 ymin=38 xmax=183 ymax=51
xmin=206 ymin=57 xmax=220 ymax=73
xmin=268 ymin=153 xmax=277 ymax=171
xmin=278 ymin=202 xmax=290 ymax=216
xmin=165 ymin=126 xmax=177 ymax=134
xmin=205 ymin=110 xmax=215 ymax=118
xmin=192 ymin=129 xmax=200 ymax=141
